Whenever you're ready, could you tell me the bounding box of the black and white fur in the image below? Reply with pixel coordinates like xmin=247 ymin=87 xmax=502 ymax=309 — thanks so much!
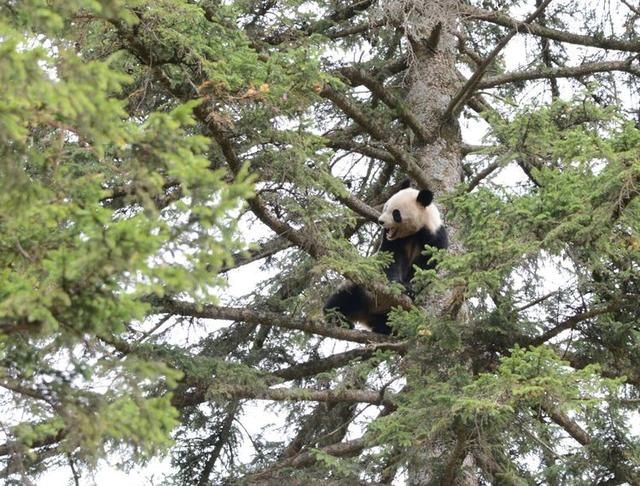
xmin=324 ymin=181 xmax=448 ymax=335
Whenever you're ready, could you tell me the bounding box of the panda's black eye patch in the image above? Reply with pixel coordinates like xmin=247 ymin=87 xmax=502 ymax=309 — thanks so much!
xmin=392 ymin=209 xmax=402 ymax=223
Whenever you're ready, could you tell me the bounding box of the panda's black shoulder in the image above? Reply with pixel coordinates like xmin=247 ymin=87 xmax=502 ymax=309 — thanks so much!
xmin=379 ymin=230 xmax=425 ymax=253
xmin=419 ymin=225 xmax=448 ymax=250
xmin=379 ymin=234 xmax=403 ymax=253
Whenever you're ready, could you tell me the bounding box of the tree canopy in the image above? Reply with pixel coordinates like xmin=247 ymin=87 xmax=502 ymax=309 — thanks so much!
xmin=1 ymin=0 xmax=639 ymax=484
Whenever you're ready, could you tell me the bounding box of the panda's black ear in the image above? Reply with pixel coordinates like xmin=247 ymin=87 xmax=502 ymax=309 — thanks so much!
xmin=400 ymin=178 xmax=411 ymax=190
xmin=417 ymin=189 xmax=433 ymax=207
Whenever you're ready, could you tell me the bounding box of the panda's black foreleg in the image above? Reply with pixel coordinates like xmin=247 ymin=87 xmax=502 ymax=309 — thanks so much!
xmin=383 ymin=250 xmax=410 ymax=285
xmin=366 ymin=312 xmax=393 ymax=335
xmin=383 ymin=253 xmax=417 ymax=301
xmin=324 ymin=284 xmax=369 ymax=328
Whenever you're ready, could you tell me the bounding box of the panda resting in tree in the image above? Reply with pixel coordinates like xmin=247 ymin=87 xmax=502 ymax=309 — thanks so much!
xmin=324 ymin=180 xmax=448 ymax=335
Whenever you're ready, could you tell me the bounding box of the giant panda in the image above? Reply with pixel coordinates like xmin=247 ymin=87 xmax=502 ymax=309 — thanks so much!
xmin=324 ymin=180 xmax=448 ymax=335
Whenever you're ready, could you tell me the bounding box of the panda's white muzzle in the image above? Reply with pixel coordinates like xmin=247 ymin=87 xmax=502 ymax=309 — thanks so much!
xmin=385 ymin=228 xmax=399 ymax=240
xmin=379 ymin=219 xmax=399 ymax=240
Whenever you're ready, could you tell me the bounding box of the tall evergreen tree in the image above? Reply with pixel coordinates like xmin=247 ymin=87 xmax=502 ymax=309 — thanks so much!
xmin=1 ymin=0 xmax=639 ymax=484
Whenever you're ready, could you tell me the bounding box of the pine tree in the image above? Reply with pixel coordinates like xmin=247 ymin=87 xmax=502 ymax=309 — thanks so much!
xmin=1 ymin=0 xmax=639 ymax=484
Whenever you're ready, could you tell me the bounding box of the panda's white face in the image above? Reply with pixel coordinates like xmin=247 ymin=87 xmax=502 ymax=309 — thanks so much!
xmin=378 ymin=188 xmax=442 ymax=240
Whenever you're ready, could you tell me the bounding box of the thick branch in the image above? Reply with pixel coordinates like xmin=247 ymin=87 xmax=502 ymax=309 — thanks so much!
xmin=320 ymin=85 xmax=432 ymax=190
xmin=445 ymin=0 xmax=553 ymax=120
xmin=477 ymin=60 xmax=640 ymax=90
xmin=243 ymin=438 xmax=366 ymax=483
xmin=273 ymin=342 xmax=408 ymax=382
xmin=339 ymin=67 xmax=432 ymax=143
xmin=524 ymin=303 xmax=620 ymax=347
xmin=203 ymin=384 xmax=394 ymax=408
xmin=335 ymin=191 xmax=380 ymax=222
xmin=461 ymin=4 xmax=640 ymax=53
xmin=540 ymin=404 xmax=591 ymax=446
xmin=148 ymin=297 xmax=397 ymax=344
xmin=441 ymin=429 xmax=470 ymax=486
xmin=327 ymin=0 xmax=373 ymax=24
xmin=460 ymin=143 xmax=496 ymax=156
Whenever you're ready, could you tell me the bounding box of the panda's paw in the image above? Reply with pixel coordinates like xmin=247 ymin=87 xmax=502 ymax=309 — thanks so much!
xmin=324 ymin=310 xmax=353 ymax=329
xmin=403 ymin=285 xmax=416 ymax=300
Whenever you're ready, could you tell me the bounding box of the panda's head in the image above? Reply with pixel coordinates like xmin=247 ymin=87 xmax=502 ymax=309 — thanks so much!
xmin=378 ymin=187 xmax=442 ymax=240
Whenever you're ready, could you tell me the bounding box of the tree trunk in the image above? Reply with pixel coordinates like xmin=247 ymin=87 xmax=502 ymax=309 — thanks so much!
xmin=387 ymin=1 xmax=473 ymax=483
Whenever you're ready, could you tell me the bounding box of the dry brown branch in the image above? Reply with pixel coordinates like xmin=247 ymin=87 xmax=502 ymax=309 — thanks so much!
xmin=339 ymin=67 xmax=432 ymax=143
xmin=220 ymin=237 xmax=293 ymax=273
xmin=445 ymin=0 xmax=554 ymax=120
xmin=525 ymin=303 xmax=620 ymax=347
xmin=320 ymin=85 xmax=433 ymax=190
xmin=243 ymin=438 xmax=367 ymax=483
xmin=194 ymin=103 xmax=323 ymax=258
xmin=477 ymin=60 xmax=640 ymax=89
xmin=147 ymin=297 xmax=399 ymax=344
xmin=540 ymin=404 xmax=590 ymax=446
xmin=461 ymin=3 xmax=640 ymax=53
xmin=273 ymin=342 xmax=408 ymax=381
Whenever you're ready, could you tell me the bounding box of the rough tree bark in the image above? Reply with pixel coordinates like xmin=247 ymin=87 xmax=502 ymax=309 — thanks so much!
xmin=382 ymin=1 xmax=471 ymax=483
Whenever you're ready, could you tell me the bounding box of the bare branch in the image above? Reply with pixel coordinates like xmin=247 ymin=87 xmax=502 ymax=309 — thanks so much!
xmin=273 ymin=342 xmax=408 ymax=382
xmin=326 ymin=137 xmax=396 ymax=165
xmin=177 ymin=384 xmax=394 ymax=410
xmin=220 ymin=237 xmax=292 ymax=273
xmin=321 ymin=85 xmax=433 ymax=190
xmin=477 ymin=60 xmax=640 ymax=90
xmin=466 ymin=161 xmax=500 ymax=192
xmin=621 ymin=0 xmax=640 ymax=15
xmin=197 ymin=402 xmax=241 ymax=485
xmin=536 ymin=0 xmax=560 ymax=99
xmin=459 ymin=88 xmax=543 ymax=187
xmin=148 ymin=297 xmax=399 ymax=344
xmin=540 ymin=404 xmax=591 ymax=446
xmin=339 ymin=67 xmax=432 ymax=143
xmin=445 ymin=0 xmax=553 ymax=120
xmin=525 ymin=303 xmax=620 ymax=347
xmin=243 ymin=438 xmax=367 ymax=483
xmin=461 ymin=3 xmax=640 ymax=53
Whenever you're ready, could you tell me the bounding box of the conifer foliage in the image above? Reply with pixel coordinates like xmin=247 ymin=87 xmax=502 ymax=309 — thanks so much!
xmin=1 ymin=0 xmax=639 ymax=484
